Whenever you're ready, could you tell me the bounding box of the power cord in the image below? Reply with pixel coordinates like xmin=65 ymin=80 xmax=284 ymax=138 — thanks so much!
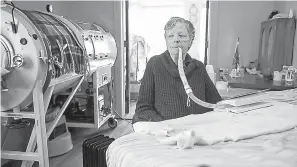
xmin=3 ymin=1 xmax=18 ymax=33
xmin=102 ymin=106 xmax=132 ymax=124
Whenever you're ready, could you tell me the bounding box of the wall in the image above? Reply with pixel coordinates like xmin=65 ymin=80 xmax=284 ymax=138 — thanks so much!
xmin=14 ymin=1 xmax=114 ymax=32
xmin=13 ymin=1 xmax=125 ymax=116
xmin=274 ymin=1 xmax=297 ymax=67
xmin=208 ymin=1 xmax=275 ymax=71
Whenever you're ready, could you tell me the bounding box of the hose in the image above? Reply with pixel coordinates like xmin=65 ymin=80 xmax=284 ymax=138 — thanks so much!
xmin=177 ymin=48 xmax=217 ymax=109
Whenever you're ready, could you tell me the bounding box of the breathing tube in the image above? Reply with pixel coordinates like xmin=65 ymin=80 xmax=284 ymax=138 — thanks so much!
xmin=177 ymin=48 xmax=217 ymax=109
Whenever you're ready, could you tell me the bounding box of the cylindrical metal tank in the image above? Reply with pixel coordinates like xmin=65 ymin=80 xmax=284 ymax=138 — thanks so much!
xmin=1 ymin=4 xmax=117 ymax=111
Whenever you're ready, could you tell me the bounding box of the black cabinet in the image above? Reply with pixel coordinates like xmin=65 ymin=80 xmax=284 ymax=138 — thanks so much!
xmin=258 ymin=18 xmax=296 ymax=76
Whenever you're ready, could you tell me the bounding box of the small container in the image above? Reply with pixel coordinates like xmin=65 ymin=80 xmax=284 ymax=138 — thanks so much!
xmin=238 ymin=67 xmax=245 ymax=77
xmin=216 ymin=81 xmax=228 ymax=90
xmin=285 ymin=70 xmax=294 ymax=86
xmin=289 ymin=9 xmax=294 ymax=18
xmin=273 ymin=71 xmax=282 ymax=81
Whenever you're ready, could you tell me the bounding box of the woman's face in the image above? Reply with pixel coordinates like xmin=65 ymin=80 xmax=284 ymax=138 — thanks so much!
xmin=165 ymin=22 xmax=192 ymax=62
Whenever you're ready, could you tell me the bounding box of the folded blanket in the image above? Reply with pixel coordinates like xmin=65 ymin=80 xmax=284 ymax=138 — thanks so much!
xmin=133 ymin=102 xmax=297 ymax=149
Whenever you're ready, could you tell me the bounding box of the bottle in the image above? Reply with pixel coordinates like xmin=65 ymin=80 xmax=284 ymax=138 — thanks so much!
xmin=232 ymin=37 xmax=240 ymax=71
xmin=289 ymin=9 xmax=294 ymax=18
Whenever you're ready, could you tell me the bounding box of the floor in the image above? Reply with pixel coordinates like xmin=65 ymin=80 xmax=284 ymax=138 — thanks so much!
xmin=50 ymin=120 xmax=133 ymax=167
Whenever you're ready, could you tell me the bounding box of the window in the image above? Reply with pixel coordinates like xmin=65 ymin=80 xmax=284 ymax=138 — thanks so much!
xmin=125 ymin=0 xmax=208 ymax=116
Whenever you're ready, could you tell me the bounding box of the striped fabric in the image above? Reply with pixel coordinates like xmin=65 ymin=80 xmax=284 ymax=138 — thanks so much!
xmin=132 ymin=50 xmax=222 ymax=123
xmin=22 ymin=10 xmax=89 ymax=78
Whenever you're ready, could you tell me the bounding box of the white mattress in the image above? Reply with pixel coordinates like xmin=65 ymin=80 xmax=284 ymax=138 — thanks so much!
xmin=106 ymin=102 xmax=297 ymax=167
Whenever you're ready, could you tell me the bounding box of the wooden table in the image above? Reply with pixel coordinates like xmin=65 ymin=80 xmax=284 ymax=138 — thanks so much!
xmin=225 ymin=73 xmax=297 ymax=90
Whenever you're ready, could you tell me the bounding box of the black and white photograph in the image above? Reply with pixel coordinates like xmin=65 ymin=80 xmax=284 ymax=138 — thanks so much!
xmin=1 ymin=0 xmax=297 ymax=167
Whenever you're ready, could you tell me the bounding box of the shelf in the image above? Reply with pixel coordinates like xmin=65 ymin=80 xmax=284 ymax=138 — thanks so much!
xmin=66 ymin=114 xmax=113 ymax=128
xmin=0 ymin=111 xmax=35 ymax=119
xmin=225 ymin=73 xmax=297 ymax=91
xmin=66 ymin=122 xmax=96 ymax=128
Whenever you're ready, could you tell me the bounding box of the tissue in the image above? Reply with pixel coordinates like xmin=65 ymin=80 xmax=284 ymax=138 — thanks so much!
xmin=176 ymin=130 xmax=196 ymax=149
xmin=158 ymin=130 xmax=198 ymax=149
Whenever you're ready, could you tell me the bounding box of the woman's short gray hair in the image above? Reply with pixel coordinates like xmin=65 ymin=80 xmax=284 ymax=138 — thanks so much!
xmin=164 ymin=17 xmax=195 ymax=40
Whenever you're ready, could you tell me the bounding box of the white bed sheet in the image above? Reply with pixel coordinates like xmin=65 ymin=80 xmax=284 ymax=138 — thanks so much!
xmin=106 ymin=102 xmax=297 ymax=167
xmin=107 ymin=129 xmax=297 ymax=167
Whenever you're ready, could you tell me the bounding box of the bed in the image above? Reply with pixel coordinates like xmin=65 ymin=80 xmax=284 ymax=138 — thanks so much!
xmin=106 ymin=90 xmax=297 ymax=167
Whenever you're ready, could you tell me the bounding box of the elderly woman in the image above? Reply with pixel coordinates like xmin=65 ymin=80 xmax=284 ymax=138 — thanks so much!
xmin=132 ymin=17 xmax=222 ymax=124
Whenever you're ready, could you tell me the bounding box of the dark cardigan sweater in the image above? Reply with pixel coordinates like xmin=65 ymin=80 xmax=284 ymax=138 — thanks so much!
xmin=132 ymin=50 xmax=222 ymax=124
